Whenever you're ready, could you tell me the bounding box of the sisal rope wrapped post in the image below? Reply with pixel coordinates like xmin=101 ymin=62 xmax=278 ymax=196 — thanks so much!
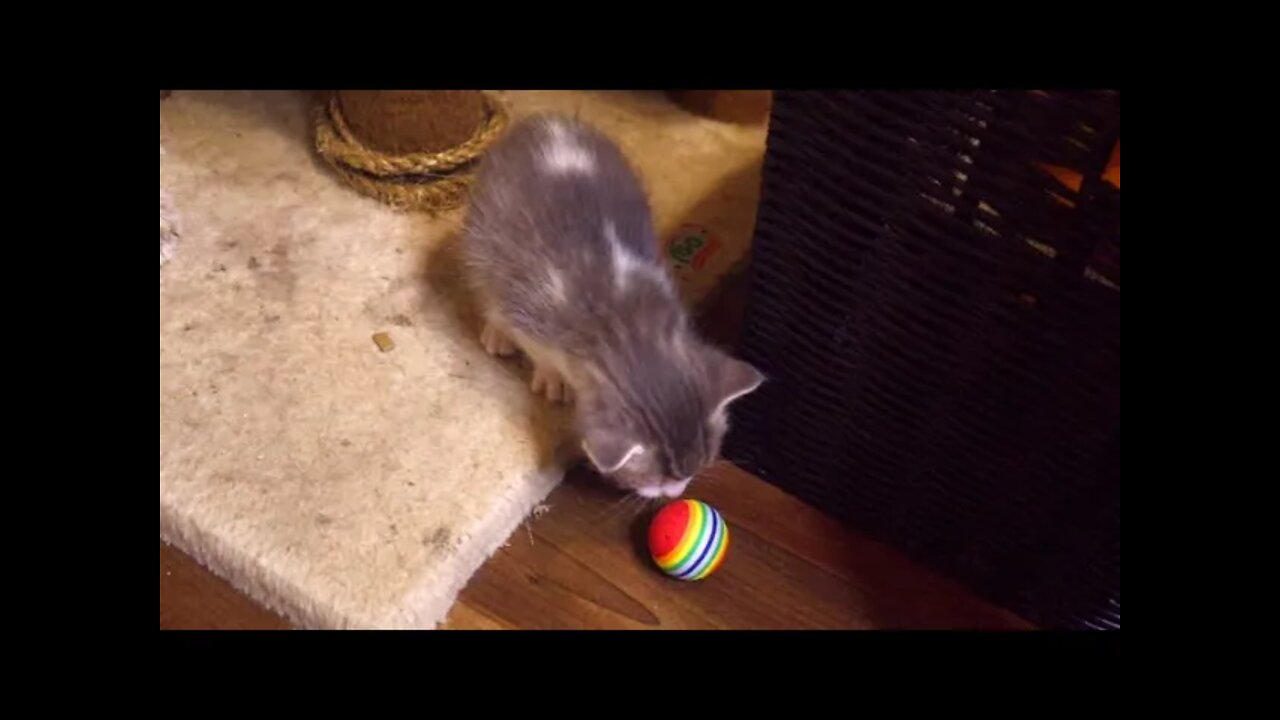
xmin=314 ymin=90 xmax=508 ymax=213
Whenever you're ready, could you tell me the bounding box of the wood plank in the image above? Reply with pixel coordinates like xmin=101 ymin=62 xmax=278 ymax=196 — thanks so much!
xmin=442 ymin=464 xmax=1030 ymax=630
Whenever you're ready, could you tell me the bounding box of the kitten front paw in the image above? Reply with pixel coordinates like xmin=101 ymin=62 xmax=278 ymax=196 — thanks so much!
xmin=531 ymin=365 xmax=573 ymax=405
xmin=481 ymin=322 xmax=518 ymax=357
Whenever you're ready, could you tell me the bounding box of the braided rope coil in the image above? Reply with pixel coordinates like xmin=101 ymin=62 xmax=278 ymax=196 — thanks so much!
xmin=313 ymin=93 xmax=508 ymax=213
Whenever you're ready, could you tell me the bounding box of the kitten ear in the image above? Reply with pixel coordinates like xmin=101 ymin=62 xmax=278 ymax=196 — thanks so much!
xmin=710 ymin=353 xmax=765 ymax=415
xmin=581 ymin=428 xmax=644 ymax=474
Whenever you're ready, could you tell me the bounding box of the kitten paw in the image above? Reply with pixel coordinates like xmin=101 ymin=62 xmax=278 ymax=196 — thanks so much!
xmin=481 ymin=322 xmax=518 ymax=357
xmin=531 ymin=366 xmax=573 ymax=404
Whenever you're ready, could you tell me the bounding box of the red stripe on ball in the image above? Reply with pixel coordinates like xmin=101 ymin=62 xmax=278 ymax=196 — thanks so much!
xmin=648 ymin=500 xmax=691 ymax=558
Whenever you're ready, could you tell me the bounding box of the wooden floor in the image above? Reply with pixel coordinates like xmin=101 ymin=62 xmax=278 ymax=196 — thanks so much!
xmin=160 ymin=460 xmax=1030 ymax=629
xmin=447 ymin=463 xmax=1029 ymax=629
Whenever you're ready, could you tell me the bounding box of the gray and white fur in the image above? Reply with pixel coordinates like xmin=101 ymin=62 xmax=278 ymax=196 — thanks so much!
xmin=462 ymin=116 xmax=763 ymax=499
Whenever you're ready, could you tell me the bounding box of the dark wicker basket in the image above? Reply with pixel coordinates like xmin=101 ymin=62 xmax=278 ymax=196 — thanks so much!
xmin=724 ymin=91 xmax=1120 ymax=630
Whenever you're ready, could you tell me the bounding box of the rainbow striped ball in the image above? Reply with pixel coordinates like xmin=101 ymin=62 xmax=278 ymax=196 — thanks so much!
xmin=648 ymin=499 xmax=730 ymax=581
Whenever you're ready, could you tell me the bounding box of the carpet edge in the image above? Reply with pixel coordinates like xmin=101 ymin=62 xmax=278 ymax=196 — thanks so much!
xmin=160 ymin=497 xmax=345 ymax=629
xmin=386 ymin=464 xmax=565 ymax=629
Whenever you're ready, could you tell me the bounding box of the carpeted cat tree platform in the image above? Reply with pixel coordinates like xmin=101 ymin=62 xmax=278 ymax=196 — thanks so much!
xmin=158 ymin=91 xmax=767 ymax=629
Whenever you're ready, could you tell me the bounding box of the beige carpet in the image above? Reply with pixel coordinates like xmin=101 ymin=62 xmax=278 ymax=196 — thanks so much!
xmin=159 ymin=90 xmax=767 ymax=629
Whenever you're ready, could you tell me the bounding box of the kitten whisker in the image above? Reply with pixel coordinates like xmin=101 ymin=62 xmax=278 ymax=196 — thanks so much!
xmin=595 ymin=492 xmax=631 ymax=521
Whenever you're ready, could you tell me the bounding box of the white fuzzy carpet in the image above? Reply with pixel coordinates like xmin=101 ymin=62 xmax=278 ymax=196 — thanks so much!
xmin=159 ymin=91 xmax=766 ymax=629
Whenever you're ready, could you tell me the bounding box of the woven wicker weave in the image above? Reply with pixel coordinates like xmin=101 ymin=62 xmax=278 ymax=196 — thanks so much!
xmin=724 ymin=91 xmax=1120 ymax=630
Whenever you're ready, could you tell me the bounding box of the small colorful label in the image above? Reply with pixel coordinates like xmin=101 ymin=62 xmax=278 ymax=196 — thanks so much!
xmin=666 ymin=225 xmax=723 ymax=271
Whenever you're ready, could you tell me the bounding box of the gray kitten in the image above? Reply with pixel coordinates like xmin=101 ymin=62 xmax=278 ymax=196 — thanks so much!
xmin=463 ymin=115 xmax=763 ymax=499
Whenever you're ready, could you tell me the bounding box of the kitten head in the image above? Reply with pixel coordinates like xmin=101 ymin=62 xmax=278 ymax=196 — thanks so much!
xmin=576 ymin=334 xmax=763 ymax=498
